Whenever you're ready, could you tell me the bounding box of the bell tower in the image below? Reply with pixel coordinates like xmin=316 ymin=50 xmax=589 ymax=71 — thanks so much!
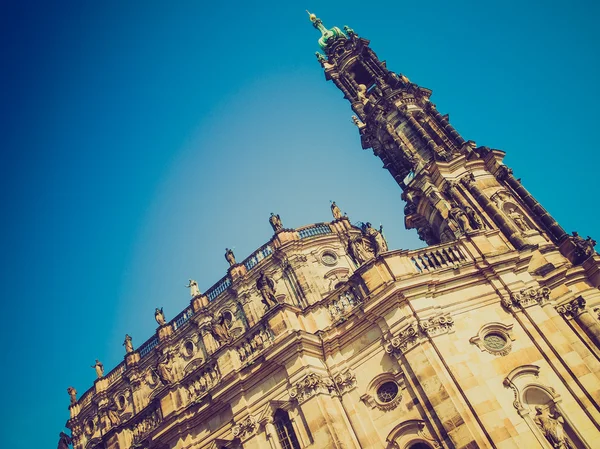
xmin=309 ymin=12 xmax=596 ymax=265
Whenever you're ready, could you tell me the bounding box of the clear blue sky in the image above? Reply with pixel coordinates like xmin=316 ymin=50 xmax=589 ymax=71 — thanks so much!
xmin=1 ymin=1 xmax=598 ymax=447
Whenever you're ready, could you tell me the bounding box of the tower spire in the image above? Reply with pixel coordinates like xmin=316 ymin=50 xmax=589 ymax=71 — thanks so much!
xmin=310 ymin=16 xmax=595 ymax=264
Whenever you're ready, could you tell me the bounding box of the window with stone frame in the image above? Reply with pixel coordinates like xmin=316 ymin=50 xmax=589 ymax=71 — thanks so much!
xmin=274 ymin=409 xmax=301 ymax=449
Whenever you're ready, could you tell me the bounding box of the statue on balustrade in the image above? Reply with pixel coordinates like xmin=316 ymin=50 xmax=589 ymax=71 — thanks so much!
xmin=155 ymin=307 xmax=166 ymax=326
xmin=57 ymin=431 xmax=72 ymax=449
xmin=225 ymin=248 xmax=236 ymax=266
xmin=186 ymin=279 xmax=201 ymax=297
xmin=257 ymin=270 xmax=278 ymax=309
xmin=156 ymin=356 xmax=174 ymax=385
xmin=211 ymin=313 xmax=231 ymax=344
xmin=571 ymin=231 xmax=597 ymax=262
xmin=508 ymin=208 xmax=531 ymax=232
xmin=534 ymin=406 xmax=575 ymax=449
xmin=67 ymin=386 xmax=77 ymax=405
xmin=347 ymin=234 xmax=374 ymax=265
xmin=464 ymin=205 xmax=484 ymax=230
xmin=91 ymin=359 xmax=104 ymax=378
xmin=123 ymin=334 xmax=133 ymax=354
xmin=331 ymin=201 xmax=343 ymax=220
xmin=269 ymin=213 xmax=283 ymax=232
xmin=364 ymin=222 xmax=388 ymax=256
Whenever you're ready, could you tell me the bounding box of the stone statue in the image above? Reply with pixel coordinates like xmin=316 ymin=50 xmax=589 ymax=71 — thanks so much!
xmin=156 ymin=357 xmax=173 ymax=385
xmin=106 ymin=408 xmax=120 ymax=427
xmin=351 ymin=115 xmax=365 ymax=130
xmin=155 ymin=307 xmax=166 ymax=326
xmin=364 ymin=222 xmax=388 ymax=256
xmin=67 ymin=386 xmax=77 ymax=405
xmin=508 ymin=208 xmax=530 ymax=232
xmin=534 ymin=406 xmax=574 ymax=449
xmin=356 ymin=84 xmax=369 ymax=104
xmin=225 ymin=248 xmax=236 ymax=266
xmin=186 ymin=279 xmax=201 ymax=297
xmin=347 ymin=235 xmax=374 ymax=265
xmin=417 ymin=224 xmax=438 ymax=245
xmin=57 ymin=431 xmax=72 ymax=449
xmin=91 ymin=359 xmax=104 ymax=378
xmin=211 ymin=314 xmax=231 ymax=344
xmin=571 ymin=231 xmax=597 ymax=261
xmin=257 ymin=270 xmax=278 ymax=309
xmin=269 ymin=213 xmax=283 ymax=232
xmin=464 ymin=206 xmax=484 ymax=229
xmin=450 ymin=207 xmax=472 ymax=232
xmin=331 ymin=202 xmax=343 ymax=220
xmin=123 ymin=334 xmax=133 ymax=354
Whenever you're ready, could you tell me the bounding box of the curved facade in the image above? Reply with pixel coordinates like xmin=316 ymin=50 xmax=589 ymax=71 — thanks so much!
xmin=64 ymin=14 xmax=600 ymax=449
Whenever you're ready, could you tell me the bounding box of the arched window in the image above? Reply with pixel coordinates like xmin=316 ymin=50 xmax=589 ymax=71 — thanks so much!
xmin=274 ymin=409 xmax=301 ymax=449
xmin=408 ymin=443 xmax=432 ymax=449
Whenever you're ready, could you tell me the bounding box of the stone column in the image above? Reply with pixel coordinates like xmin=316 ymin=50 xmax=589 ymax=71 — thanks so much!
xmin=264 ymin=417 xmax=284 ymax=449
xmin=425 ymin=101 xmax=466 ymax=147
xmin=557 ymin=296 xmax=600 ymax=349
xmin=404 ymin=111 xmax=439 ymax=155
xmin=461 ymin=173 xmax=528 ymax=249
xmin=497 ymin=165 xmax=567 ymax=242
xmin=385 ymin=321 xmax=488 ymax=449
xmin=289 ymin=373 xmax=360 ymax=448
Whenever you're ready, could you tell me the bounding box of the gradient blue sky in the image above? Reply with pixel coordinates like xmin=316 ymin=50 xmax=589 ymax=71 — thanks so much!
xmin=1 ymin=1 xmax=599 ymax=447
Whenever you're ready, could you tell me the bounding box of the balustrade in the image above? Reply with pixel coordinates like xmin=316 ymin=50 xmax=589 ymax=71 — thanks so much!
xmin=139 ymin=335 xmax=159 ymax=358
xmin=243 ymin=243 xmax=274 ymax=270
xmin=409 ymin=243 xmax=467 ymax=273
xmin=172 ymin=307 xmax=194 ymax=331
xmin=206 ymin=276 xmax=232 ymax=302
xmin=105 ymin=362 xmax=125 ymax=386
xmin=298 ymin=223 xmax=332 ymax=239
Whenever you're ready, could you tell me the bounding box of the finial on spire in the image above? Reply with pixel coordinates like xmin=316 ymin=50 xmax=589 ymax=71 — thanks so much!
xmin=306 ymin=11 xmax=347 ymax=50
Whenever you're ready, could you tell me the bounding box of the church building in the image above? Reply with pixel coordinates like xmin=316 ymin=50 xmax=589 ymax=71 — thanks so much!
xmin=62 ymin=14 xmax=600 ymax=449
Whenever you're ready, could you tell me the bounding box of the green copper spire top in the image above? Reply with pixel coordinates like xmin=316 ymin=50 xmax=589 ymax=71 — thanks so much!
xmin=307 ymin=11 xmax=347 ymax=50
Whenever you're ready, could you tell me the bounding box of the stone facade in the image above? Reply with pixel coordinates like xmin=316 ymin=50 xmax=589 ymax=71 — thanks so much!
xmin=62 ymin=14 xmax=600 ymax=449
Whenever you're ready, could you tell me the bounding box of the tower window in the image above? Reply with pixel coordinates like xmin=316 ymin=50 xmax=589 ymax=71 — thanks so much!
xmin=274 ymin=409 xmax=301 ymax=449
xmin=349 ymin=63 xmax=374 ymax=89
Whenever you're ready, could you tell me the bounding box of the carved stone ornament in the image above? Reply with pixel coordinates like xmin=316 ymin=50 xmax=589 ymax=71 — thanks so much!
xmin=231 ymin=415 xmax=257 ymax=438
xmin=332 ymin=369 xmax=357 ymax=394
xmin=470 ymin=322 xmax=515 ymax=356
xmin=327 ymin=288 xmax=362 ymax=322
xmin=130 ymin=408 xmax=162 ymax=444
xmin=235 ymin=326 xmax=274 ymax=365
xmin=384 ymin=323 xmax=420 ymax=358
xmin=288 ymin=373 xmax=335 ymax=404
xmin=555 ymin=296 xmax=586 ymax=319
xmin=496 ymin=165 xmax=513 ymax=181
xmin=570 ymin=231 xmax=597 ymax=263
xmin=418 ymin=313 xmax=455 ymax=337
xmin=186 ymin=365 xmax=220 ymax=404
xmin=503 ymin=287 xmax=551 ymax=311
